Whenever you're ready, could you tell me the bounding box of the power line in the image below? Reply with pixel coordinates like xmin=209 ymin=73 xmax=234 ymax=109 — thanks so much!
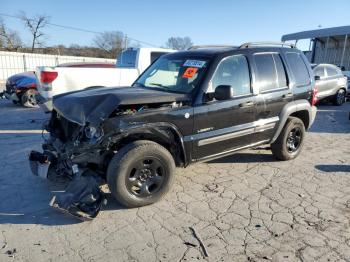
xmin=0 ymin=12 xmax=159 ymax=47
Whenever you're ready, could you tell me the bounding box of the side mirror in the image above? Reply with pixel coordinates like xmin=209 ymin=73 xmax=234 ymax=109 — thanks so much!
xmin=214 ymin=85 xmax=234 ymax=100
xmin=314 ymin=75 xmax=321 ymax=81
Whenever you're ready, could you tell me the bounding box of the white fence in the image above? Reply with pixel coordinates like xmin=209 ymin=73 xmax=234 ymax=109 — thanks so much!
xmin=0 ymin=51 xmax=115 ymax=89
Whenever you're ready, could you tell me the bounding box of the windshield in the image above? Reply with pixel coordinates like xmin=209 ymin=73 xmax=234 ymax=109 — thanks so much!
xmin=134 ymin=56 xmax=209 ymax=94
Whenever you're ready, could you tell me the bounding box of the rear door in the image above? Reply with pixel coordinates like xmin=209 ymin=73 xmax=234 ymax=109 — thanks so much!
xmin=251 ymin=52 xmax=292 ymax=143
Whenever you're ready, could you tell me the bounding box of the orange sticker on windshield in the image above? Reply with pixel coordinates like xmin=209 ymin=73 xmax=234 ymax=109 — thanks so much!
xmin=182 ymin=67 xmax=198 ymax=78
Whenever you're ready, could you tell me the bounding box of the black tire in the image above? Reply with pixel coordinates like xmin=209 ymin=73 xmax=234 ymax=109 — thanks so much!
xmin=333 ymin=89 xmax=346 ymax=106
xmin=21 ymin=89 xmax=37 ymax=107
xmin=107 ymin=140 xmax=175 ymax=208
xmin=271 ymin=117 xmax=305 ymax=161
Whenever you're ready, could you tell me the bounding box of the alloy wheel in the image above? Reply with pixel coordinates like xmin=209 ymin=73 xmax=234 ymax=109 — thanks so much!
xmin=286 ymin=127 xmax=302 ymax=153
xmin=126 ymin=157 xmax=165 ymax=197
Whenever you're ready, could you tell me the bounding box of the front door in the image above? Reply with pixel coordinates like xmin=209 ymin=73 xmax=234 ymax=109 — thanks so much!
xmin=192 ymin=54 xmax=256 ymax=161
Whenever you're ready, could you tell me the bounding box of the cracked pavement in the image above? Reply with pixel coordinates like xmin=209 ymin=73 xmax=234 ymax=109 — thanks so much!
xmin=0 ymin=99 xmax=350 ymax=262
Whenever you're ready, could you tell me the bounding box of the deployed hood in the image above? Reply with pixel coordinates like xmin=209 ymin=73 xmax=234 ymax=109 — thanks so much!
xmin=53 ymin=86 xmax=190 ymax=126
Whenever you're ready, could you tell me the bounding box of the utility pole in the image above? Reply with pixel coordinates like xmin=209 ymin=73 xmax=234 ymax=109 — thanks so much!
xmin=124 ymin=34 xmax=128 ymax=50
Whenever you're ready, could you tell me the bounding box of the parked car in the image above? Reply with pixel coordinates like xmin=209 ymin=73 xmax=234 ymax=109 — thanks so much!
xmin=29 ymin=42 xmax=317 ymax=219
xmin=2 ymin=63 xmax=118 ymax=108
xmin=36 ymin=47 xmax=175 ymax=112
xmin=3 ymin=71 xmax=38 ymax=107
xmin=312 ymin=64 xmax=348 ymax=105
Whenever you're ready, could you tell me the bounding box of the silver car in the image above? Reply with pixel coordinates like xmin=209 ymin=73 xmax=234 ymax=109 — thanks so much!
xmin=313 ymin=64 xmax=348 ymax=105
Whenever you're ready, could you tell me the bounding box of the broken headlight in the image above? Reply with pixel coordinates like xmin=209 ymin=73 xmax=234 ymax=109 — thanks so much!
xmin=84 ymin=125 xmax=103 ymax=140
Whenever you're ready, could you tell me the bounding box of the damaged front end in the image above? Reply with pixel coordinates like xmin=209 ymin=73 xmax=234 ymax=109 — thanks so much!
xmin=29 ymin=86 xmax=189 ymax=219
xmin=28 ymin=109 xmax=113 ymax=220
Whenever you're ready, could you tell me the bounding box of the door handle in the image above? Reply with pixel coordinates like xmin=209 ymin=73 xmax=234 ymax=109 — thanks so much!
xmin=239 ymin=101 xmax=254 ymax=108
xmin=282 ymin=93 xmax=293 ymax=99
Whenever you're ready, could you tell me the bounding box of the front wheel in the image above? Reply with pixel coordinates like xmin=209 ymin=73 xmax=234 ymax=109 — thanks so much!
xmin=107 ymin=140 xmax=175 ymax=208
xmin=333 ymin=89 xmax=346 ymax=106
xmin=271 ymin=117 xmax=305 ymax=161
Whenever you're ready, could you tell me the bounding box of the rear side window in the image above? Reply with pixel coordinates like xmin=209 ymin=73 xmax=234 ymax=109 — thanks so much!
xmin=274 ymin=54 xmax=287 ymax=88
xmin=285 ymin=52 xmax=310 ymax=87
xmin=314 ymin=66 xmax=325 ymax=77
xmin=254 ymin=53 xmax=287 ymax=92
xmin=151 ymin=52 xmax=168 ymax=63
xmin=116 ymin=50 xmax=137 ymax=67
xmin=326 ymin=67 xmax=339 ymax=77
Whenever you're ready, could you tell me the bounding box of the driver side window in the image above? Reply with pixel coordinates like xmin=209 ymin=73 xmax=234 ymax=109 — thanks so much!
xmin=209 ymin=55 xmax=251 ymax=96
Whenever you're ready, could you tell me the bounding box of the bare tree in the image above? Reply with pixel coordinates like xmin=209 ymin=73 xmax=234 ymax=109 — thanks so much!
xmin=93 ymin=31 xmax=128 ymax=58
xmin=165 ymin=36 xmax=193 ymax=50
xmin=19 ymin=12 xmax=50 ymax=52
xmin=0 ymin=18 xmax=22 ymax=51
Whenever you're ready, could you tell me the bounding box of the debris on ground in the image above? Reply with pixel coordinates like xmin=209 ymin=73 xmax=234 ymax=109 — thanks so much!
xmin=189 ymin=227 xmax=209 ymax=257
xmin=183 ymin=241 xmax=197 ymax=247
xmin=204 ymin=184 xmax=219 ymax=193
xmin=5 ymin=248 xmax=17 ymax=257
xmin=1 ymin=242 xmax=7 ymax=250
xmin=49 ymin=175 xmax=107 ymax=221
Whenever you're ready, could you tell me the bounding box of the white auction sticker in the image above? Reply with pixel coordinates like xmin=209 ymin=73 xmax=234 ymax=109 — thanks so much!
xmin=183 ymin=60 xmax=206 ymax=68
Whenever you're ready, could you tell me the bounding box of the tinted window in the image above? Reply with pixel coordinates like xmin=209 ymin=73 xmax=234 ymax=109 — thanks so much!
xmin=211 ymin=55 xmax=251 ymax=96
xmin=286 ymin=52 xmax=310 ymax=87
xmin=326 ymin=67 xmax=338 ymax=77
xmin=254 ymin=54 xmax=277 ymax=91
xmin=274 ymin=54 xmax=288 ymax=88
xmin=116 ymin=50 xmax=137 ymax=67
xmin=151 ymin=52 xmax=168 ymax=63
xmin=314 ymin=66 xmax=325 ymax=77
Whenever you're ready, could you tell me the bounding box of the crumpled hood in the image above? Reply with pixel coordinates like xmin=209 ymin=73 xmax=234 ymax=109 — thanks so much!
xmin=53 ymin=86 xmax=190 ymax=126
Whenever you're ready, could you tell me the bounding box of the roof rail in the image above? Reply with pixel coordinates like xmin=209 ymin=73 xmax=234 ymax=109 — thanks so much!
xmin=188 ymin=45 xmax=236 ymax=50
xmin=239 ymin=41 xmax=295 ymax=49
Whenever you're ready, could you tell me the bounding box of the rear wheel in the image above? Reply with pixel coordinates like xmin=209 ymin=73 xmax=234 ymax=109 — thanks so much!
xmin=271 ymin=117 xmax=305 ymax=161
xmin=21 ymin=89 xmax=37 ymax=107
xmin=333 ymin=89 xmax=346 ymax=106
xmin=107 ymin=140 xmax=175 ymax=208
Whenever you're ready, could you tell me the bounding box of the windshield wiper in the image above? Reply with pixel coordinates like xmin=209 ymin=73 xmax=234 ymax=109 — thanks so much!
xmin=149 ymin=83 xmax=168 ymax=88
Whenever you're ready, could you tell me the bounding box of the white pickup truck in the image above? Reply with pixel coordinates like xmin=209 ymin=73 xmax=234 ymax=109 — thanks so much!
xmin=36 ymin=47 xmax=174 ymax=111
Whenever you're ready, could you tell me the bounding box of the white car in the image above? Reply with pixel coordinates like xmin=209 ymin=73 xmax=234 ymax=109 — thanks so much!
xmin=313 ymin=64 xmax=348 ymax=105
xmin=36 ymin=47 xmax=175 ymax=111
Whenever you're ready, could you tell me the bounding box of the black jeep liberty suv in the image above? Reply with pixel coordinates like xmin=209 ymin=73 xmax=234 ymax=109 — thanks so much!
xmin=29 ymin=42 xmax=317 ymax=219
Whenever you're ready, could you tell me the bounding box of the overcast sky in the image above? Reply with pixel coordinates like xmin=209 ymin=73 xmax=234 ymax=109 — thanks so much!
xmin=1 ymin=0 xmax=350 ymax=49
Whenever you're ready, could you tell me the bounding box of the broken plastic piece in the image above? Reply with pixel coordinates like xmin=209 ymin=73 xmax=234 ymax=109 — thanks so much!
xmin=29 ymin=151 xmax=50 ymax=179
xmin=50 ymin=175 xmax=106 ymax=220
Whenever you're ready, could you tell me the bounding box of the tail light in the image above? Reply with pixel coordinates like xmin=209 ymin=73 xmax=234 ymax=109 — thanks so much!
xmin=41 ymin=71 xmax=58 ymax=84
xmin=311 ymin=86 xmax=318 ymax=106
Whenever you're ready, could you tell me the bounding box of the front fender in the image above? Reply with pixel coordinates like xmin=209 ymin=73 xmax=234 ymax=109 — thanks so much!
xmin=106 ymin=121 xmax=188 ymax=166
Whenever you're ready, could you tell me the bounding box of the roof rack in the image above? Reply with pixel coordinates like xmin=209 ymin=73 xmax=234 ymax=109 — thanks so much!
xmin=239 ymin=41 xmax=295 ymax=49
xmin=188 ymin=45 xmax=236 ymax=50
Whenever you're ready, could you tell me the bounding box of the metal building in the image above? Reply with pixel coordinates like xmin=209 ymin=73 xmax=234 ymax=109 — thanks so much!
xmin=282 ymin=26 xmax=350 ymax=70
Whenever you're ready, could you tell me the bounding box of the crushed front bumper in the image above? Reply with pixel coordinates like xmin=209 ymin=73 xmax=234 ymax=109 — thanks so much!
xmin=29 ymin=150 xmax=106 ymax=220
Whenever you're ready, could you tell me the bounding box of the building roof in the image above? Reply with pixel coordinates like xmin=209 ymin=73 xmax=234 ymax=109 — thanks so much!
xmin=282 ymin=25 xmax=350 ymax=41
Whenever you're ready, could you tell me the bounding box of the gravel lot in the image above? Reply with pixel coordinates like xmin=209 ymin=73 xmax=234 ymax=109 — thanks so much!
xmin=0 ymin=99 xmax=350 ymax=262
